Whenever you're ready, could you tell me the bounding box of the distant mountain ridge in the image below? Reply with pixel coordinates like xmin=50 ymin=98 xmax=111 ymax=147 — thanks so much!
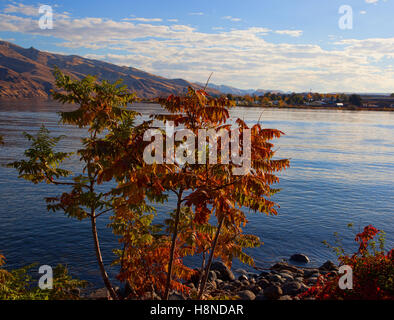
xmin=195 ymin=82 xmax=286 ymax=96
xmin=2 ymin=41 xmax=389 ymax=99
xmin=0 ymin=41 xmax=220 ymax=99
xmin=195 ymin=82 xmax=392 ymax=97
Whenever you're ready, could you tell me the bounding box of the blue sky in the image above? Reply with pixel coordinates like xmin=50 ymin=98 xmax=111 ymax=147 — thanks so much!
xmin=0 ymin=0 xmax=393 ymax=92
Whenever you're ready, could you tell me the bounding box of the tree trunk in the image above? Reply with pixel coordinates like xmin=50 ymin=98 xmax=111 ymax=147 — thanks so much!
xmin=197 ymin=216 xmax=224 ymax=299
xmin=91 ymin=214 xmax=118 ymax=300
xmin=164 ymin=191 xmax=183 ymax=300
xmin=196 ymin=251 xmax=206 ymax=292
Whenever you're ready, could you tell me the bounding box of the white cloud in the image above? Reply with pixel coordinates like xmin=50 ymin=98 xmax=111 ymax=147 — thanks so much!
xmin=365 ymin=0 xmax=379 ymax=3
xmin=189 ymin=12 xmax=204 ymax=16
xmin=275 ymin=30 xmax=303 ymax=37
xmin=222 ymin=16 xmax=242 ymax=22
xmin=360 ymin=10 xmax=367 ymax=14
xmin=335 ymin=38 xmax=394 ymax=60
xmin=3 ymin=3 xmax=39 ymax=16
xmin=124 ymin=17 xmax=162 ymax=22
xmin=0 ymin=7 xmax=392 ymax=92
xmin=3 ymin=3 xmax=71 ymax=19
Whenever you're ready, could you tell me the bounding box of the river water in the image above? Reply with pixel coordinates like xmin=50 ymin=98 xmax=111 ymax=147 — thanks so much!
xmin=0 ymin=100 xmax=393 ymax=288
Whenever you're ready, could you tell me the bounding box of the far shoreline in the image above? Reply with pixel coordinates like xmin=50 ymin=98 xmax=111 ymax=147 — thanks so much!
xmin=1 ymin=97 xmax=394 ymax=112
xmin=234 ymin=103 xmax=394 ymax=112
xmin=135 ymin=99 xmax=394 ymax=112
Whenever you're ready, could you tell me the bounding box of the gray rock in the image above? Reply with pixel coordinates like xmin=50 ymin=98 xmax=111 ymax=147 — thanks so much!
xmin=247 ymin=272 xmax=259 ymax=279
xmin=208 ymin=270 xmax=217 ymax=282
xmin=211 ymin=261 xmax=235 ymax=281
xmin=207 ymin=280 xmax=217 ymax=290
xmin=142 ymin=291 xmax=162 ymax=300
xmin=279 ymin=269 xmax=294 ymax=276
xmin=304 ymin=269 xmax=320 ymax=278
xmin=264 ymin=285 xmax=283 ymax=300
xmin=270 ymin=262 xmax=301 ymax=273
xmin=88 ymin=288 xmax=109 ymax=300
xmin=267 ymin=274 xmax=284 ymax=283
xmin=238 ymin=274 xmax=248 ymax=282
xmin=153 ymin=293 xmax=162 ymax=300
xmin=307 ymin=277 xmax=319 ymax=285
xmin=250 ymin=285 xmax=262 ymax=295
xmin=235 ymin=268 xmax=248 ymax=275
xmin=259 ymin=271 xmax=270 ymax=278
xmin=290 ymin=254 xmax=310 ymax=263
xmin=255 ymin=292 xmax=267 ymax=301
xmin=169 ymin=292 xmax=186 ymax=300
xmin=300 ymin=283 xmax=310 ymax=293
xmin=319 ymin=260 xmax=339 ymax=272
xmin=295 ymin=270 xmax=305 ymax=276
xmin=241 ymin=280 xmax=250 ymax=287
xmin=257 ymin=278 xmax=270 ymax=288
xmin=70 ymin=288 xmax=81 ymax=297
xmin=222 ymin=283 xmax=236 ymax=291
xmin=282 ymin=281 xmax=302 ymax=295
xmin=279 ymin=295 xmax=293 ymax=300
xmin=279 ymin=273 xmax=294 ymax=282
xmin=237 ymin=290 xmax=256 ymax=300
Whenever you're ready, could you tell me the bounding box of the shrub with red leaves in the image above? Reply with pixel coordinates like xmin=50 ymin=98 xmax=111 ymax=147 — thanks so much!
xmin=300 ymin=225 xmax=394 ymax=300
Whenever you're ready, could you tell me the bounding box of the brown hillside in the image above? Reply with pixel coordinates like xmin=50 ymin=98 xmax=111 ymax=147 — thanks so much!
xmin=0 ymin=41 xmax=220 ymax=99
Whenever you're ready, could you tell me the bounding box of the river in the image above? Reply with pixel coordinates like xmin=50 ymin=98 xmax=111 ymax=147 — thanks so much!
xmin=0 ymin=100 xmax=393 ymax=289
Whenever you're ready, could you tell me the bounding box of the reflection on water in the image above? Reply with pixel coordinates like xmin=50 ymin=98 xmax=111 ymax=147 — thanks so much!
xmin=0 ymin=100 xmax=393 ymax=288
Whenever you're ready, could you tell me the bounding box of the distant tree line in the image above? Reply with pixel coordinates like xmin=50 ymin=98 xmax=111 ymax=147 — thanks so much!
xmin=224 ymin=92 xmax=355 ymax=107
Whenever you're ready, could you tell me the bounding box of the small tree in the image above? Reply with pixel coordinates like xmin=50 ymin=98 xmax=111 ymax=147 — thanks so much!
xmin=9 ymin=69 xmax=147 ymax=299
xmin=349 ymin=94 xmax=362 ymax=107
xmin=153 ymin=88 xmax=289 ymax=299
xmin=113 ymin=87 xmax=289 ymax=299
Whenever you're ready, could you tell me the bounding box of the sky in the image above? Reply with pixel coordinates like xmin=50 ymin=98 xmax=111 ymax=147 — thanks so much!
xmin=0 ymin=0 xmax=393 ymax=92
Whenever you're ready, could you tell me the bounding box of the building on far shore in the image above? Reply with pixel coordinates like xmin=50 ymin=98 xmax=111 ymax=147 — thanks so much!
xmin=363 ymin=102 xmax=378 ymax=108
xmin=360 ymin=95 xmax=394 ymax=108
xmin=307 ymin=101 xmax=325 ymax=106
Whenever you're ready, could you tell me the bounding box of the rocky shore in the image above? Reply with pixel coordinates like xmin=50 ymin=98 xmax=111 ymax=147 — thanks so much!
xmin=86 ymin=255 xmax=339 ymax=300
xmin=194 ymin=259 xmax=339 ymax=301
